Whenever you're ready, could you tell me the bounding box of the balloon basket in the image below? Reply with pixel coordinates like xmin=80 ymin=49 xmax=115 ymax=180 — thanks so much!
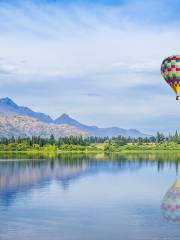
xmin=176 ymin=96 xmax=180 ymax=100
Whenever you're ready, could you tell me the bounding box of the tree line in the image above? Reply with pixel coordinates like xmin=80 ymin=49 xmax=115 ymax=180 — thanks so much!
xmin=0 ymin=135 xmax=108 ymax=147
xmin=0 ymin=131 xmax=180 ymax=146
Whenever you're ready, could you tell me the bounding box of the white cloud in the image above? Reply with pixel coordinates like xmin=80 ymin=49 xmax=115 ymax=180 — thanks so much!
xmin=0 ymin=1 xmax=180 ymax=133
xmin=0 ymin=2 xmax=176 ymax=82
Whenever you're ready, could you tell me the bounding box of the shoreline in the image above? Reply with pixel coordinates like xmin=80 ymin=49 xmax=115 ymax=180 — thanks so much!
xmin=1 ymin=149 xmax=180 ymax=154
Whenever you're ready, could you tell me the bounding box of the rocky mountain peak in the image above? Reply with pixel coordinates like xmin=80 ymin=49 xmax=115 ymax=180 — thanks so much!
xmin=0 ymin=97 xmax=151 ymax=138
xmin=0 ymin=97 xmax=18 ymax=108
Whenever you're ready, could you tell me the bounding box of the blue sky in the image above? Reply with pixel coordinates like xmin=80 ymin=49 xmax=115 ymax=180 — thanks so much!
xmin=0 ymin=0 xmax=180 ymax=134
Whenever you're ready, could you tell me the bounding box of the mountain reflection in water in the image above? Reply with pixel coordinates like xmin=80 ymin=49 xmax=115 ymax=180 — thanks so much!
xmin=0 ymin=152 xmax=180 ymax=207
xmin=1 ymin=153 xmax=180 ymax=240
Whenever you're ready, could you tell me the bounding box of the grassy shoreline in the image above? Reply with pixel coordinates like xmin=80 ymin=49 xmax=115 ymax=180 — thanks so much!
xmin=1 ymin=148 xmax=180 ymax=162
xmin=1 ymin=149 xmax=180 ymax=154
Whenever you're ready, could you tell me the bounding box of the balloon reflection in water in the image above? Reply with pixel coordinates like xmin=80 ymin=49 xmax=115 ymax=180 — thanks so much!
xmin=161 ymin=179 xmax=180 ymax=223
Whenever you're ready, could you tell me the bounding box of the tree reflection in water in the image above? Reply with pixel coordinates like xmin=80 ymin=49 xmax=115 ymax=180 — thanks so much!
xmin=0 ymin=152 xmax=180 ymax=208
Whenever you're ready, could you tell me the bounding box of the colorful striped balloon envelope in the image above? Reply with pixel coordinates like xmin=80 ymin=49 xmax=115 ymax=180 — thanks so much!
xmin=161 ymin=55 xmax=180 ymax=100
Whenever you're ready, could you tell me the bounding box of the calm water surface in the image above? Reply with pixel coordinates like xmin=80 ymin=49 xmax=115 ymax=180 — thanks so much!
xmin=0 ymin=152 xmax=180 ymax=240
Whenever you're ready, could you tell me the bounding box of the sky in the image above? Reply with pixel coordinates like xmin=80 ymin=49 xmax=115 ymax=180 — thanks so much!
xmin=1 ymin=0 xmax=180 ymax=134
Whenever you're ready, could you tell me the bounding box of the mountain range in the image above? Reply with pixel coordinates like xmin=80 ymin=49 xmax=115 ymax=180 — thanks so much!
xmin=0 ymin=97 xmax=150 ymax=138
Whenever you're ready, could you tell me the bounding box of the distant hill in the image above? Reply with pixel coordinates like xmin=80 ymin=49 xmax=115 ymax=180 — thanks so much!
xmin=0 ymin=97 xmax=53 ymax=123
xmin=0 ymin=97 xmax=150 ymax=138
xmin=55 ymin=114 xmax=150 ymax=138
xmin=0 ymin=115 xmax=87 ymax=138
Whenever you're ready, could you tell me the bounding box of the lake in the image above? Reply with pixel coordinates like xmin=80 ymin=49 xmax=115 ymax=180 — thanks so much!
xmin=0 ymin=152 xmax=180 ymax=240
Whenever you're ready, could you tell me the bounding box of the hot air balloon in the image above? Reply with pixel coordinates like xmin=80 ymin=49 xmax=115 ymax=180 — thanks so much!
xmin=161 ymin=179 xmax=180 ymax=223
xmin=161 ymin=55 xmax=180 ymax=100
